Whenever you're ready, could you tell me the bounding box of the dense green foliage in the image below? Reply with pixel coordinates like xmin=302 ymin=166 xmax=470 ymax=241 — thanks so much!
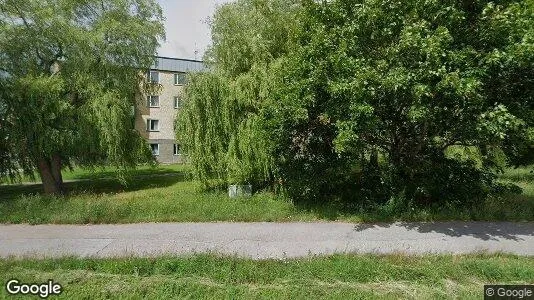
xmin=269 ymin=0 xmax=534 ymax=206
xmin=2 ymin=254 xmax=534 ymax=299
xmin=177 ymin=70 xmax=274 ymax=186
xmin=177 ymin=0 xmax=299 ymax=187
xmin=180 ymin=0 xmax=533 ymax=207
xmin=0 ymin=0 xmax=165 ymax=193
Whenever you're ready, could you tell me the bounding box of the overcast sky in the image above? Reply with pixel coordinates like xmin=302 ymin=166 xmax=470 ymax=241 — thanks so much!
xmin=156 ymin=0 xmax=233 ymax=60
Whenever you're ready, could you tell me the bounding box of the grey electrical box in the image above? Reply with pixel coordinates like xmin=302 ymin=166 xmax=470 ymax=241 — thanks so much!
xmin=228 ymin=185 xmax=253 ymax=198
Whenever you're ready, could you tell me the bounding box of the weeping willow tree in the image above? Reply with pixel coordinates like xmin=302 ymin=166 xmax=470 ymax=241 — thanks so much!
xmin=176 ymin=0 xmax=299 ymax=187
xmin=0 ymin=0 xmax=165 ymax=194
xmin=177 ymin=67 xmax=276 ymax=187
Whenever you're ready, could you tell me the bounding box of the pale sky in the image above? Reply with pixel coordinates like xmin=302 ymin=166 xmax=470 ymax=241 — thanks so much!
xmin=156 ymin=0 xmax=233 ymax=60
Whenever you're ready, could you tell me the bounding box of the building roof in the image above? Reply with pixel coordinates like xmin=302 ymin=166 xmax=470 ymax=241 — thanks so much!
xmin=151 ymin=56 xmax=206 ymax=73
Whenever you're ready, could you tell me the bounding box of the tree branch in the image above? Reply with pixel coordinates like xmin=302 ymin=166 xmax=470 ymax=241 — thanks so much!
xmin=8 ymin=2 xmax=50 ymax=70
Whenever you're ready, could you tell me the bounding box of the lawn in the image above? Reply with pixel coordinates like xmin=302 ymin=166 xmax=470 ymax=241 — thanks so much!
xmin=0 ymin=164 xmax=533 ymax=224
xmin=10 ymin=164 xmax=190 ymax=182
xmin=1 ymin=254 xmax=533 ymax=299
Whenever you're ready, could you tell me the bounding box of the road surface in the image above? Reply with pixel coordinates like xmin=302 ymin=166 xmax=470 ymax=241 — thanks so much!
xmin=0 ymin=222 xmax=533 ymax=259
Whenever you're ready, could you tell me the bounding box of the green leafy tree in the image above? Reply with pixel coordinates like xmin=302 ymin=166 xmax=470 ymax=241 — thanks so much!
xmin=177 ymin=0 xmax=298 ymax=187
xmin=0 ymin=0 xmax=165 ymax=193
xmin=179 ymin=0 xmax=533 ymax=207
xmin=268 ymin=0 xmax=533 ymax=204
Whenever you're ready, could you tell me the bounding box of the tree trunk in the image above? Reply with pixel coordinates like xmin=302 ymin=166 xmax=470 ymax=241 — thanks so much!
xmin=369 ymin=148 xmax=379 ymax=170
xmin=50 ymin=153 xmax=63 ymax=187
xmin=37 ymin=155 xmax=63 ymax=194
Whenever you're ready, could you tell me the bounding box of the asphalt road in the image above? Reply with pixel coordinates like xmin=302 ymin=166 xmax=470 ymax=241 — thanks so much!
xmin=0 ymin=222 xmax=533 ymax=259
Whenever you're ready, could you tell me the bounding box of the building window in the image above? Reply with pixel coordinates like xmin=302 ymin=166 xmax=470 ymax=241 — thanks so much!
xmin=146 ymin=119 xmax=159 ymax=132
xmin=174 ymin=73 xmax=187 ymax=85
xmin=173 ymin=144 xmax=181 ymax=156
xmin=148 ymin=71 xmax=159 ymax=83
xmin=150 ymin=144 xmax=159 ymax=156
xmin=174 ymin=96 xmax=182 ymax=108
xmin=147 ymin=95 xmax=160 ymax=107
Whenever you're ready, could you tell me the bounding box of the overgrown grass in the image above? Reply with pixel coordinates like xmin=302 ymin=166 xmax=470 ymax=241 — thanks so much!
xmin=0 ymin=165 xmax=533 ymax=224
xmin=499 ymin=165 xmax=534 ymax=182
xmin=0 ymin=173 xmax=299 ymax=224
xmin=0 ymin=254 xmax=532 ymax=299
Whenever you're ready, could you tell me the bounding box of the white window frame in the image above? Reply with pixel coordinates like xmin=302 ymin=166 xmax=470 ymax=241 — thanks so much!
xmin=146 ymin=119 xmax=159 ymax=132
xmin=173 ymin=144 xmax=181 ymax=156
xmin=174 ymin=73 xmax=187 ymax=85
xmin=147 ymin=95 xmax=160 ymax=108
xmin=150 ymin=143 xmax=160 ymax=156
xmin=174 ymin=96 xmax=181 ymax=109
xmin=148 ymin=70 xmax=159 ymax=84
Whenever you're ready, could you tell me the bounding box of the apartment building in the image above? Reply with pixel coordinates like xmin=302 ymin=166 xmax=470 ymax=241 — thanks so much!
xmin=135 ymin=56 xmax=205 ymax=164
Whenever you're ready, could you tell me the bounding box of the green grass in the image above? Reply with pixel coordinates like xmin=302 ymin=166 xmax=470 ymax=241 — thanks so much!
xmin=0 ymin=165 xmax=533 ymax=224
xmin=0 ymin=176 xmax=298 ymax=224
xmin=1 ymin=254 xmax=532 ymax=299
xmin=11 ymin=164 xmax=189 ymax=182
xmin=498 ymin=165 xmax=534 ymax=182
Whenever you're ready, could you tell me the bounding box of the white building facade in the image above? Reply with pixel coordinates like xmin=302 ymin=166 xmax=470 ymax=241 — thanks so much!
xmin=135 ymin=56 xmax=205 ymax=164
